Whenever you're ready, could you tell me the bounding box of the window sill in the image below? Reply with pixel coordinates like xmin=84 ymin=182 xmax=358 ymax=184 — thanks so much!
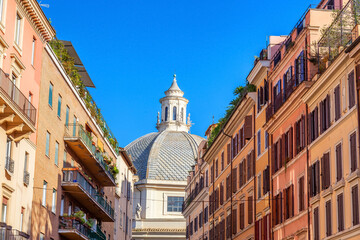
xmin=321 ymin=186 xmax=332 ymax=198
xmin=347 ymin=169 xmax=360 ymax=183
xmin=310 ymin=194 xmax=320 ymax=205
xmin=333 ymin=178 xmax=345 ymax=191
xmin=13 ymin=43 xmax=22 ymax=56
xmin=48 ymin=104 xmax=53 ymax=109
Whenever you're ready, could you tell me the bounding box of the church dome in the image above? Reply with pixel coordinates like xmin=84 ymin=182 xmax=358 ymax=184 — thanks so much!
xmin=125 ymin=131 xmax=204 ymax=181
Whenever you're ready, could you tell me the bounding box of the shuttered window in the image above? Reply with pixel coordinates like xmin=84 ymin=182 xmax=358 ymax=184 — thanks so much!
xmin=215 ymin=159 xmax=218 ymax=178
xmin=310 ymin=107 xmax=319 ymax=142
xmin=325 ymin=200 xmax=332 ymax=236
xmin=299 ymin=176 xmax=305 ymax=211
xmin=220 ymin=183 xmax=224 ymax=205
xmin=321 ymin=152 xmax=331 ymax=190
xmin=244 ymin=115 xmax=253 ymax=140
xmin=232 ymin=209 xmax=237 ymax=235
xmin=239 ymin=202 xmax=245 ymax=230
xmin=310 ymin=161 xmax=320 ymax=197
xmin=336 ymin=143 xmax=343 ymax=181
xmin=263 ymin=166 xmax=270 ymax=194
xmin=284 ymin=184 xmax=294 ymax=220
xmin=226 ymin=175 xmax=231 ymax=200
xmin=350 ymin=132 xmax=357 ymax=173
xmin=295 ymin=115 xmax=306 ymax=154
xmin=232 ymin=168 xmax=237 ymax=193
xmin=247 ymin=150 xmax=255 ymax=180
xmin=348 ymin=70 xmax=355 ymax=108
xmin=314 ymin=207 xmax=319 ymax=240
xmin=352 ymin=185 xmax=359 ymax=226
xmin=226 ymin=215 xmax=231 ymax=239
xmin=210 ymin=166 xmax=214 ymax=183
xmin=221 ymin=152 xmax=224 ymax=171
xmin=273 ymin=193 xmax=283 ymax=225
xmin=227 ymin=144 xmax=231 ymax=165
xmin=248 ymin=196 xmax=253 ymax=224
xmin=337 ymin=193 xmax=344 ymax=232
xmin=335 ymin=85 xmax=341 ymax=121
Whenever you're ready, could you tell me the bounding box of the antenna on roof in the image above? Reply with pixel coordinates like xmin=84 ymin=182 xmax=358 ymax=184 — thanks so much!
xmin=39 ymin=1 xmax=50 ymax=8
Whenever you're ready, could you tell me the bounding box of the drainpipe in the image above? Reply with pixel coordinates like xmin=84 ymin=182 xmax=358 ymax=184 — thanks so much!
xmin=306 ymin=104 xmax=311 ymax=240
xmin=253 ymin=105 xmax=256 ymax=232
xmin=270 ymin=133 xmax=274 ymax=240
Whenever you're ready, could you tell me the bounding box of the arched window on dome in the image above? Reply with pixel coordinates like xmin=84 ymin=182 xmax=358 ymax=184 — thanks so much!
xmin=173 ymin=106 xmax=177 ymax=120
xmin=165 ymin=107 xmax=168 ymax=121
xmin=181 ymin=108 xmax=184 ymax=122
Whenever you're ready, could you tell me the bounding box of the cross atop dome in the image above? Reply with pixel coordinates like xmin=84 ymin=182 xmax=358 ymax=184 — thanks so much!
xmin=157 ymin=74 xmax=191 ymax=132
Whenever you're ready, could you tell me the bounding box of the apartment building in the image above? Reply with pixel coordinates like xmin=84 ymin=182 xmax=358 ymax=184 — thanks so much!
xmin=205 ymin=92 xmax=256 ymax=240
xmin=184 ymin=139 xmax=209 ymax=240
xmin=0 ymin=0 xmax=54 ymax=238
xmin=30 ymin=41 xmax=121 ymax=240
xmin=247 ymin=47 xmax=272 ymax=240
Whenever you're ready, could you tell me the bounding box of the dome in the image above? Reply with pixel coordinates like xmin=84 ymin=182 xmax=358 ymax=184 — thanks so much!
xmin=125 ymin=131 xmax=204 ymax=181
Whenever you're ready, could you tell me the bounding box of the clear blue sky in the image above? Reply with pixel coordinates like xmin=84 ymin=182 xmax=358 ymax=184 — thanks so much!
xmin=42 ymin=0 xmax=315 ymax=146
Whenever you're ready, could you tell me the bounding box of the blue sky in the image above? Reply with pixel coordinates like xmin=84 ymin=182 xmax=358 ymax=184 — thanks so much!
xmin=42 ymin=0 xmax=315 ymax=146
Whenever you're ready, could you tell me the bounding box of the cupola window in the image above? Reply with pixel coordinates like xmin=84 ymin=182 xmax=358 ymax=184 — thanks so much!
xmin=165 ymin=107 xmax=168 ymax=121
xmin=173 ymin=106 xmax=177 ymax=120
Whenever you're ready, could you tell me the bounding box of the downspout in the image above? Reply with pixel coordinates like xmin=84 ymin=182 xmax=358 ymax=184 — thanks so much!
xmin=253 ymin=105 xmax=256 ymax=232
xmin=306 ymin=104 xmax=311 ymax=240
xmin=270 ymin=133 xmax=274 ymax=240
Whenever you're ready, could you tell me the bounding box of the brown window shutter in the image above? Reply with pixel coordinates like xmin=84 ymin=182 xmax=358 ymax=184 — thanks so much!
xmin=301 ymin=115 xmax=305 ymax=148
xmin=325 ymin=153 xmax=330 ymax=188
xmin=350 ymin=133 xmax=357 ymax=172
xmin=232 ymin=168 xmax=237 ymax=193
xmin=290 ymin=184 xmax=294 ymax=217
xmin=244 ymin=115 xmax=253 ymax=140
xmin=310 ymin=164 xmax=314 ymax=197
xmin=325 ymin=200 xmax=332 ymax=236
xmin=281 ymin=134 xmax=286 ymax=166
xmin=320 ymin=101 xmax=324 ymax=134
xmin=279 ymin=192 xmax=283 ymax=223
xmin=321 ymin=156 xmax=325 ymax=190
xmin=240 ymin=203 xmax=245 ymax=230
xmin=326 ymin=95 xmax=331 ymax=129
xmin=336 ymin=143 xmax=342 ymax=181
xmin=315 ymin=107 xmax=319 ymax=139
xmin=248 ymin=196 xmax=253 ymax=224
xmin=278 ymin=138 xmax=283 ymax=169
xmin=239 ymin=163 xmax=242 ymax=188
xmin=349 ymin=70 xmax=355 ymax=108
xmin=289 ymin=127 xmax=293 ymax=159
xmin=247 ymin=153 xmax=251 ymax=181
xmin=335 ymin=85 xmax=341 ymax=121
xmin=262 ymin=169 xmax=266 ymax=194
xmin=315 ymin=161 xmax=320 ymax=195
xmin=283 ymin=189 xmax=287 ymax=220
xmin=252 ymin=149 xmax=255 ymax=177
xmin=272 ymin=143 xmax=276 ymax=174
xmin=243 ymin=159 xmax=247 ymax=185
xmin=338 ymin=193 xmax=344 ymax=231
xmin=227 ymin=144 xmax=231 ymax=165
xmin=314 ymin=207 xmax=319 ymax=240
xmin=238 ymin=130 xmax=241 ymax=152
xmin=352 ymin=185 xmax=359 ymax=225
xmin=255 ymin=220 xmax=259 ymax=240
xmin=299 ymin=177 xmax=304 ymax=211
xmin=220 ymin=183 xmax=224 ymax=205
xmin=232 ymin=209 xmax=237 ymax=235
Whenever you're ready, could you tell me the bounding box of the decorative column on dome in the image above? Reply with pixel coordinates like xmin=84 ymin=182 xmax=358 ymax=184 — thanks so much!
xmin=156 ymin=74 xmax=191 ymax=132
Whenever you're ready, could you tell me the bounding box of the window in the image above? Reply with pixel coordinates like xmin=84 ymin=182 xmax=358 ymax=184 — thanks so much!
xmin=227 ymin=144 xmax=231 ymax=165
xmin=20 ymin=207 xmax=24 ymax=231
xmin=349 ymin=70 xmax=355 ymax=109
xmin=299 ymin=176 xmax=305 ymax=211
xmin=221 ymin=152 xmax=224 ymax=171
xmin=273 ymin=193 xmax=283 ymax=225
xmin=60 ymin=195 xmax=64 ymax=216
xmin=57 ymin=95 xmax=62 ymax=117
xmin=68 ymin=202 xmax=72 ymax=215
xmin=337 ymin=193 xmax=344 ymax=232
xmin=173 ymin=106 xmax=177 ymax=120
xmin=257 ymin=130 xmax=261 ymax=156
xmin=51 ymin=189 xmax=56 ymax=213
xmin=205 ymin=170 xmax=208 ymax=187
xmin=45 ymin=132 xmax=50 ymax=157
xmin=167 ymin=196 xmax=184 ymax=212
xmin=199 ymin=212 xmax=203 ymax=228
xmin=314 ymin=207 xmax=319 ymax=240
xmin=265 ymin=131 xmax=269 ymax=149
xmin=72 ymin=115 xmax=77 ymax=136
xmin=248 ymin=196 xmax=253 ymax=224
xmin=210 ymin=165 xmax=214 ymax=183
xmin=310 ymin=161 xmax=320 ymax=197
xmin=262 ymin=166 xmax=270 ymax=194
xmin=190 ymin=221 xmax=193 ymax=235
xmin=320 ymin=95 xmax=331 ymax=134
xmin=257 ymin=174 xmax=261 ymax=199
xmin=164 ymin=107 xmax=168 ymax=121
xmin=55 ymin=142 xmax=59 ymax=166
xmin=325 ymin=200 xmax=332 ymax=236
xmin=321 ymin=152 xmax=330 ymax=190
xmin=295 ymin=51 xmax=305 ymax=84
xmin=352 ymin=185 xmax=359 ymax=226
xmin=15 ymin=14 xmax=22 ymax=46
xmin=42 ymin=181 xmax=47 ymax=207
xmin=310 ymin=107 xmax=319 ymax=142
xmin=336 ymin=143 xmax=343 ymax=181
xmin=239 ymin=202 xmax=245 ymax=230
xmin=1 ymin=197 xmax=7 ymax=222
xmin=215 ymin=159 xmax=218 ymax=178
xmin=48 ymin=83 xmax=53 ymax=107
xmin=40 ymin=233 xmax=44 ymax=240
xmin=350 ymin=132 xmax=357 ymax=173
xmin=247 ymin=150 xmax=254 ymax=180
xmin=194 ymin=217 xmax=198 ymax=232
xmin=65 ymin=106 xmax=70 ymax=127
xmin=295 ymin=115 xmax=306 ymax=154
xmin=181 ymin=108 xmax=184 ymax=122
xmin=334 ymin=85 xmax=341 ymax=121
xmin=232 ymin=208 xmax=237 ymax=235
xmin=204 ymin=206 xmax=208 ymax=223
xmin=63 ymin=150 xmax=67 ymax=166
xmin=31 ymin=38 xmax=36 ymax=65
xmin=284 ymin=185 xmax=294 ymax=220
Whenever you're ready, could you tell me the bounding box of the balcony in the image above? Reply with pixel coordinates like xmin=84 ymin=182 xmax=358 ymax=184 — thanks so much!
xmin=0 ymin=222 xmax=29 ymax=239
xmin=0 ymin=68 xmax=36 ymax=142
xmin=62 ymin=169 xmax=115 ymax=222
xmin=64 ymin=124 xmax=115 ymax=186
xmin=59 ymin=217 xmax=106 ymax=240
xmin=5 ymin=156 xmax=14 ymax=174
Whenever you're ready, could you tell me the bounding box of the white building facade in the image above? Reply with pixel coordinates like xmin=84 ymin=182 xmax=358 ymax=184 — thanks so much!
xmin=126 ymin=75 xmax=204 ymax=239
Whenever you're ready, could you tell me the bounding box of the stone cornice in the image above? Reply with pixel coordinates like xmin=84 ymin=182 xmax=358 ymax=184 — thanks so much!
xmin=17 ymin=0 xmax=55 ymax=42
xmin=247 ymin=60 xmax=269 ymax=85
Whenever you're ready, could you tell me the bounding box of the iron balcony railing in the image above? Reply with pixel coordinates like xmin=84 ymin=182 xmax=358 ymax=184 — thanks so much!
xmin=65 ymin=124 xmax=115 ymax=182
xmin=0 ymin=68 xmax=36 ymax=125
xmin=62 ymin=169 xmax=115 ymax=219
xmin=23 ymin=171 xmax=30 ymax=185
xmin=59 ymin=217 xmax=106 ymax=240
xmin=182 ymin=177 xmax=205 ymax=212
xmin=0 ymin=222 xmax=29 ymax=240
xmin=5 ymin=157 xmax=14 ymax=174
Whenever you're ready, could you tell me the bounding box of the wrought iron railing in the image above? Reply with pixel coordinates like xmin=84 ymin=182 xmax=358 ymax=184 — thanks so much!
xmin=0 ymin=222 xmax=29 ymax=240
xmin=62 ymin=169 xmax=115 ymax=219
xmin=64 ymin=124 xmax=115 ymax=182
xmin=0 ymin=68 xmax=36 ymax=125
xmin=59 ymin=217 xmax=106 ymax=240
xmin=5 ymin=157 xmax=14 ymax=174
